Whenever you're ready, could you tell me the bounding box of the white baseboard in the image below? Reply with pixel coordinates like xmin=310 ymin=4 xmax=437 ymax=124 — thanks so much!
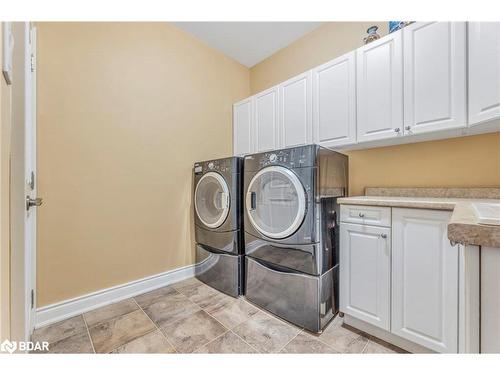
xmin=35 ymin=264 xmax=196 ymax=329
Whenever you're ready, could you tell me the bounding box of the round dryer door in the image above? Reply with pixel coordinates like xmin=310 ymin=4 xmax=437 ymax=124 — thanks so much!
xmin=246 ymin=166 xmax=306 ymax=239
xmin=194 ymin=172 xmax=230 ymax=229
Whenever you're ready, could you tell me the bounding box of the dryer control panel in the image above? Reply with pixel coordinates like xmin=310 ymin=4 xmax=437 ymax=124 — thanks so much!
xmin=244 ymin=145 xmax=317 ymax=171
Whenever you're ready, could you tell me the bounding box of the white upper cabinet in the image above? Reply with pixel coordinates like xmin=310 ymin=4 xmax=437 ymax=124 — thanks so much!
xmin=254 ymin=86 xmax=280 ymax=153
xmin=392 ymin=208 xmax=458 ymax=353
xmin=468 ymin=22 xmax=500 ymax=126
xmin=279 ymin=71 xmax=313 ymax=148
xmin=233 ymin=98 xmax=253 ymax=156
xmin=234 ymin=22 xmax=499 ymax=153
xmin=403 ymin=22 xmax=466 ymax=134
xmin=356 ymin=31 xmax=403 ymax=142
xmin=340 ymin=222 xmax=391 ymax=330
xmin=313 ymin=52 xmax=356 ymax=148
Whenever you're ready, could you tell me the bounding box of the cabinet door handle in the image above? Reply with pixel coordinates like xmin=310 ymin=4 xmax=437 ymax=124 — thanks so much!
xmin=358 ymin=213 xmax=365 ymax=218
xmin=380 ymin=233 xmax=387 ymax=239
xmin=394 ymin=127 xmax=401 ymax=133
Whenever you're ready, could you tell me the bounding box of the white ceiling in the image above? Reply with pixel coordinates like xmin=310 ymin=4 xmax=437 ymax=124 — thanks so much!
xmin=173 ymin=22 xmax=323 ymax=67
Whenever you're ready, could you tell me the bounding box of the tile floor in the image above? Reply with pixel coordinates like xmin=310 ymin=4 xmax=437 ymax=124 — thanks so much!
xmin=31 ymin=278 xmax=406 ymax=354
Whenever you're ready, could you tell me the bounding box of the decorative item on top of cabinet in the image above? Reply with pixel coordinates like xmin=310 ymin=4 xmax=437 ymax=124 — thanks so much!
xmin=403 ymin=22 xmax=466 ymax=135
xmin=468 ymin=22 xmax=500 ymax=126
xmin=254 ymin=85 xmax=280 ymax=153
xmin=279 ymin=71 xmax=312 ymax=148
xmin=356 ymin=31 xmax=404 ymax=143
xmin=391 ymin=208 xmax=458 ymax=353
xmin=363 ymin=26 xmax=381 ymax=44
xmin=389 ymin=21 xmax=414 ymax=34
xmin=312 ymin=51 xmax=356 ymax=148
xmin=233 ymin=98 xmax=253 ymax=156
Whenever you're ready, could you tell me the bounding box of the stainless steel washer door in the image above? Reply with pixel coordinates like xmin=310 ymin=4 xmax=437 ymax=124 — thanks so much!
xmin=246 ymin=166 xmax=307 ymax=239
xmin=195 ymin=172 xmax=230 ymax=229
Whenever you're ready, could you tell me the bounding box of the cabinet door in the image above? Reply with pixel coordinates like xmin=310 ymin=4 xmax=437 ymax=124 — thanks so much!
xmin=356 ymin=32 xmax=403 ymax=142
xmin=469 ymin=22 xmax=500 ymax=126
xmin=392 ymin=208 xmax=458 ymax=353
xmin=279 ymin=71 xmax=312 ymax=148
xmin=404 ymin=22 xmax=466 ymax=134
xmin=233 ymin=98 xmax=253 ymax=156
xmin=254 ymin=86 xmax=279 ymax=153
xmin=340 ymin=223 xmax=391 ymax=330
xmin=313 ymin=52 xmax=356 ymax=148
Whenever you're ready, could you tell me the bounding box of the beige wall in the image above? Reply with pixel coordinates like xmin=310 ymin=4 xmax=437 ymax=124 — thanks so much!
xmin=250 ymin=22 xmax=500 ymax=195
xmin=0 ymin=23 xmax=12 ymax=340
xmin=37 ymin=23 xmax=250 ymax=306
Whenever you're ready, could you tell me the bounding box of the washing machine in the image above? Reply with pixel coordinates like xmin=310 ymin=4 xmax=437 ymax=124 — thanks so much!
xmin=243 ymin=144 xmax=348 ymax=332
xmin=193 ymin=157 xmax=243 ymax=297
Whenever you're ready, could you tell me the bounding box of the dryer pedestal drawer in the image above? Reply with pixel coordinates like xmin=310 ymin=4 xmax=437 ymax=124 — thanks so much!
xmin=245 ymin=257 xmax=338 ymax=332
xmin=195 ymin=245 xmax=243 ymax=297
xmin=195 ymin=226 xmax=240 ymax=255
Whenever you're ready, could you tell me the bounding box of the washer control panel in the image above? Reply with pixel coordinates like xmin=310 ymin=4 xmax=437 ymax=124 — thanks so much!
xmin=194 ymin=157 xmax=241 ymax=174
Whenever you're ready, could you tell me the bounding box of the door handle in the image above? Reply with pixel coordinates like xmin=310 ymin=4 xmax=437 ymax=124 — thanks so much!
xmin=26 ymin=196 xmax=43 ymax=210
xmin=250 ymin=192 xmax=256 ymax=210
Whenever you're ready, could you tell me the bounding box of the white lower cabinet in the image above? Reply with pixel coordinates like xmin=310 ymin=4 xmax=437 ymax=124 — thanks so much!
xmin=340 ymin=206 xmax=461 ymax=353
xmin=391 ymin=208 xmax=458 ymax=353
xmin=340 ymin=223 xmax=391 ymax=330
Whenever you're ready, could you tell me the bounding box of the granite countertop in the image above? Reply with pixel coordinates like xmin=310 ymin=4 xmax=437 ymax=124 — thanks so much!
xmin=337 ymin=188 xmax=500 ymax=248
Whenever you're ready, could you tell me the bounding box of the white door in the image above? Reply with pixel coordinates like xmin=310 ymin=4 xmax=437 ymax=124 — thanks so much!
xmin=403 ymin=22 xmax=466 ymax=134
xmin=233 ymin=98 xmax=253 ymax=156
xmin=279 ymin=71 xmax=312 ymax=148
xmin=356 ymin=31 xmax=403 ymax=142
xmin=25 ymin=23 xmax=38 ymax=337
xmin=254 ymin=86 xmax=279 ymax=152
xmin=468 ymin=22 xmax=500 ymax=126
xmin=392 ymin=208 xmax=458 ymax=353
xmin=340 ymin=223 xmax=391 ymax=330
xmin=10 ymin=22 xmax=38 ymax=345
xmin=313 ymin=52 xmax=356 ymax=148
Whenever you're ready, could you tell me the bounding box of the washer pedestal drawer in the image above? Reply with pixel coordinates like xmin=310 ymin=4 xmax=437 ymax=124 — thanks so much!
xmin=245 ymin=257 xmax=338 ymax=333
xmin=195 ymin=245 xmax=243 ymax=297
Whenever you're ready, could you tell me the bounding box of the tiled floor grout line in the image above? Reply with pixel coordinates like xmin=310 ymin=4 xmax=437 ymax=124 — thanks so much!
xmin=228 ymin=326 xmax=262 ymax=354
xmin=275 ymin=328 xmax=303 ymax=353
xmin=81 ymin=314 xmax=97 ymax=354
xmin=131 ymin=297 xmax=179 ymax=354
xmin=192 ymin=328 xmax=230 ymax=353
xmin=178 ymin=286 xmax=248 ymax=353
xmin=146 ymin=281 xmax=237 ymax=353
xmin=360 ymin=338 xmax=371 ymax=353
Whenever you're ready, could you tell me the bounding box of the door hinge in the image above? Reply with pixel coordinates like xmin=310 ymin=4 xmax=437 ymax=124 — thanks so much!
xmin=30 ymin=289 xmax=35 ymax=309
xmin=28 ymin=171 xmax=35 ymax=190
xmin=30 ymin=54 xmax=35 ymax=73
